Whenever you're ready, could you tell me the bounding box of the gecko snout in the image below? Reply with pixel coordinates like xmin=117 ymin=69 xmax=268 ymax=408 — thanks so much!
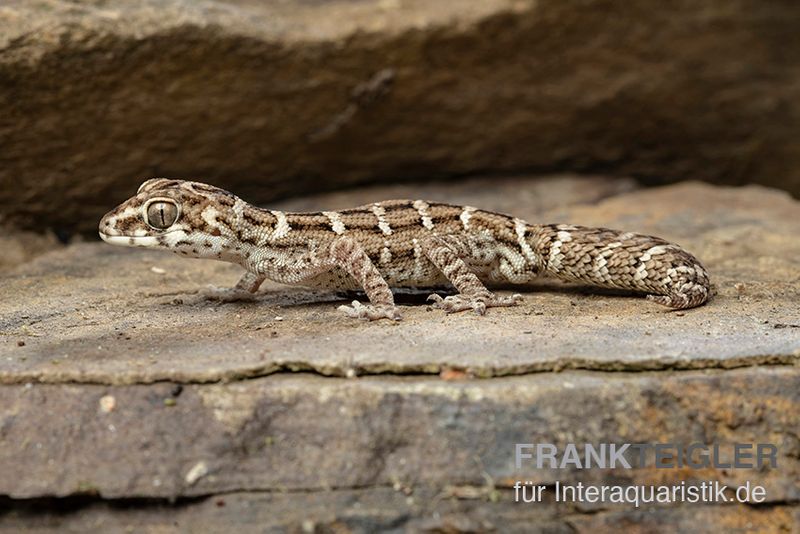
xmin=98 ymin=212 xmax=117 ymax=237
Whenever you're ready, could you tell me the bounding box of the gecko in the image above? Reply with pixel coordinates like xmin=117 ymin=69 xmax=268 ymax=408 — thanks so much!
xmin=98 ymin=179 xmax=711 ymax=320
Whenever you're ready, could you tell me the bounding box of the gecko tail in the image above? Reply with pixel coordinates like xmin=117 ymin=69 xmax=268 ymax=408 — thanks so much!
xmin=529 ymin=224 xmax=712 ymax=309
xmin=646 ymin=284 xmax=710 ymax=310
xmin=644 ymin=260 xmax=713 ymax=310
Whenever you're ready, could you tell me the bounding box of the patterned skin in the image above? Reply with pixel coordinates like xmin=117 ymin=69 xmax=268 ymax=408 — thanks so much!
xmin=99 ymin=179 xmax=711 ymax=320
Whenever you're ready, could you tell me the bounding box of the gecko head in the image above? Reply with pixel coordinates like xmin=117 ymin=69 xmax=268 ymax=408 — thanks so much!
xmin=99 ymin=178 xmax=239 ymax=259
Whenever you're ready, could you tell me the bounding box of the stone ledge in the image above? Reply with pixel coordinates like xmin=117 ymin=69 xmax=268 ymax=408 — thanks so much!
xmin=1 ymin=177 xmax=798 ymax=385
xmin=0 ymin=368 xmax=797 ymax=501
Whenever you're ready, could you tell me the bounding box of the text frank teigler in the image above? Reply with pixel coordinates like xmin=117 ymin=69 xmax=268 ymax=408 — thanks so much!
xmin=512 ymin=442 xmax=776 ymax=507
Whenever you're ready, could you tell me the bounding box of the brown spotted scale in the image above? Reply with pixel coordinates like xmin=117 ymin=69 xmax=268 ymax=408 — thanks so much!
xmin=99 ymin=179 xmax=711 ymax=320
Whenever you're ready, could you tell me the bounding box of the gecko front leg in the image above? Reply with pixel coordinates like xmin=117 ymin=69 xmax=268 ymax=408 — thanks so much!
xmin=422 ymin=236 xmax=522 ymax=315
xmin=328 ymin=237 xmax=402 ymax=321
xmin=204 ymin=270 xmax=266 ymax=302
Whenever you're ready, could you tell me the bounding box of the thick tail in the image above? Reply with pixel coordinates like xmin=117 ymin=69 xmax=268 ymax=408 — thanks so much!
xmin=529 ymin=224 xmax=711 ymax=309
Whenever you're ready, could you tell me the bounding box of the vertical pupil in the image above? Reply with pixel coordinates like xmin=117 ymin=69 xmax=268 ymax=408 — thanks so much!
xmin=148 ymin=202 xmax=175 ymax=228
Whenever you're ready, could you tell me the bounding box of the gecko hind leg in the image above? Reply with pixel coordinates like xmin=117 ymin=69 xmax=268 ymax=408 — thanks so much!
xmin=422 ymin=236 xmax=523 ymax=315
xmin=328 ymin=237 xmax=402 ymax=321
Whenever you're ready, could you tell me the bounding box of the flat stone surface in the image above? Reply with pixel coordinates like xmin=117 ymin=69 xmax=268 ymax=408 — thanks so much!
xmin=3 ymin=0 xmax=800 ymax=233
xmin=0 ymin=368 xmax=798 ymax=500
xmin=1 ymin=177 xmax=798 ymax=384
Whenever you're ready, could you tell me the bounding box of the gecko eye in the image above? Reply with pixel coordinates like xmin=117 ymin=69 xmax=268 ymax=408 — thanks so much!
xmin=144 ymin=199 xmax=179 ymax=230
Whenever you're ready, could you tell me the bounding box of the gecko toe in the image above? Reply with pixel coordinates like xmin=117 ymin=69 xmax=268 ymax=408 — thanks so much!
xmin=338 ymin=301 xmax=402 ymax=321
xmin=430 ymin=292 xmax=521 ymax=315
xmin=429 ymin=295 xmax=469 ymax=313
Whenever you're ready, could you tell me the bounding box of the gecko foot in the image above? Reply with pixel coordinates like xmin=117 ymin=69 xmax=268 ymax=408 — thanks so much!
xmin=427 ymin=292 xmax=523 ymax=315
xmin=202 ymin=285 xmax=259 ymax=302
xmin=338 ymin=300 xmax=402 ymax=321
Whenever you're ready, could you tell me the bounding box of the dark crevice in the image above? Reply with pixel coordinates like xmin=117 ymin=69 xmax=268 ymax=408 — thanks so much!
xmin=1 ymin=353 xmax=797 ymax=387
xmin=1 ymin=485 xmax=798 ymax=514
xmin=0 ymin=483 xmax=400 ymax=509
xmin=0 ymin=494 xmax=207 ymax=516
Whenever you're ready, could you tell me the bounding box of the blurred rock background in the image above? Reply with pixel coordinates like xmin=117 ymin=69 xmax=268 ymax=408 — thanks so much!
xmin=1 ymin=0 xmax=799 ymax=236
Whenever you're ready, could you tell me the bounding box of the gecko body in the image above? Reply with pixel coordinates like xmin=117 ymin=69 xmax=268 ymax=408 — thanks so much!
xmin=99 ymin=179 xmax=711 ymax=320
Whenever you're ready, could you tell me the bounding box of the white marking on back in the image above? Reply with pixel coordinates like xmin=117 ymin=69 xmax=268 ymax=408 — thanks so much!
xmin=594 ymin=255 xmax=609 ymax=278
xmin=600 ymin=241 xmax=623 ymax=251
xmin=644 ymin=245 xmax=669 ymax=256
xmin=545 ymin=231 xmax=573 ymax=271
xmin=549 ymin=240 xmax=563 ymax=271
xmin=413 ymin=200 xmax=434 ymax=230
xmin=323 ymin=211 xmax=346 ymax=235
xmin=371 ymin=204 xmax=393 ymax=236
xmin=634 ymin=263 xmax=648 ymax=281
xmin=411 ymin=238 xmax=423 ymax=278
xmin=233 ymin=198 xmax=246 ymax=220
xmin=594 ymin=242 xmax=620 ymax=272
xmin=593 ymin=241 xmax=624 ymax=279
xmin=460 ymin=206 xmax=476 ymax=230
xmin=514 ymin=218 xmax=537 ymax=267
xmin=380 ymin=246 xmax=392 ymax=264
xmin=271 ymin=210 xmax=291 ymax=239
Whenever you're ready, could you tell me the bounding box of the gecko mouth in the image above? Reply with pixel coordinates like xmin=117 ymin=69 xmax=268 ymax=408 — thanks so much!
xmin=99 ymin=232 xmax=161 ymax=247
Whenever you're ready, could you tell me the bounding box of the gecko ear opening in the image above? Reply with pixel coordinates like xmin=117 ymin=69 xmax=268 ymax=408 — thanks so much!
xmin=144 ymin=198 xmax=180 ymax=230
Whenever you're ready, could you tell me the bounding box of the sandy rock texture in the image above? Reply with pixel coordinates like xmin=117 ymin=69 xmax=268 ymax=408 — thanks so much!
xmin=0 ymin=175 xmax=798 ymax=530
xmin=2 ymin=0 xmax=800 ymax=234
